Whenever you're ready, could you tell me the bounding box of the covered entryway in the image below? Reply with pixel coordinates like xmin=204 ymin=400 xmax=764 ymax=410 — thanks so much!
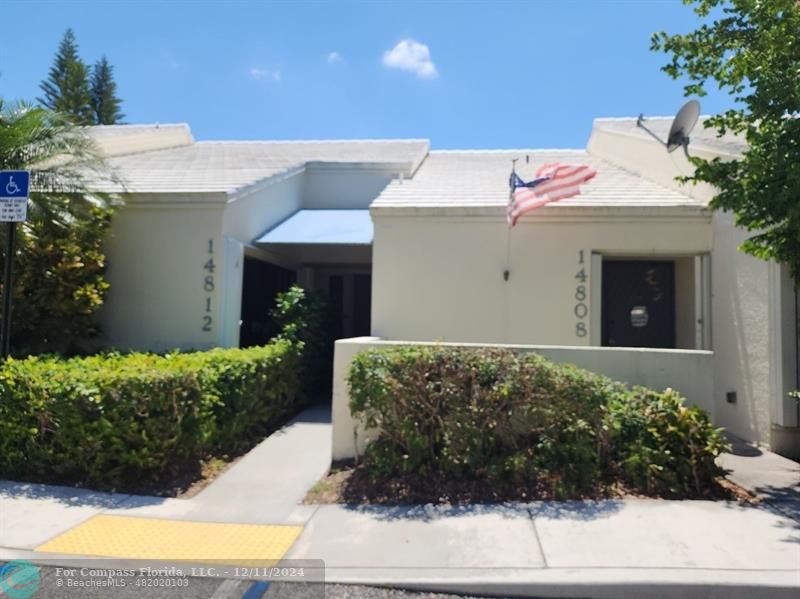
xmin=239 ymin=257 xmax=296 ymax=347
xmin=254 ymin=209 xmax=374 ymax=341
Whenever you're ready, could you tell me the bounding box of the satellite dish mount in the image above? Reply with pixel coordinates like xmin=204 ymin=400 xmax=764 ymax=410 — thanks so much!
xmin=636 ymin=100 xmax=700 ymax=158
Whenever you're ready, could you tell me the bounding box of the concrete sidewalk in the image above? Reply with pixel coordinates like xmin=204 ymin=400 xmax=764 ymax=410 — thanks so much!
xmin=286 ymin=500 xmax=799 ymax=598
xmin=2 ymin=408 xmax=799 ymax=598
xmin=282 ymin=436 xmax=800 ymax=597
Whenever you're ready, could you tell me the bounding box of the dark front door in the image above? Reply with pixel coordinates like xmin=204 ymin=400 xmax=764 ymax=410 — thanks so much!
xmin=602 ymin=260 xmax=675 ymax=348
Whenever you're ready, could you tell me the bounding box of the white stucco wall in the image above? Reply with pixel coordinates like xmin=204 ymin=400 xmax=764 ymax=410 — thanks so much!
xmin=101 ymin=197 xmax=226 ymax=351
xmin=588 ymin=122 xmax=800 ymax=456
xmin=331 ymin=338 xmax=714 ymax=461
xmin=302 ymin=165 xmax=398 ymax=209
xmin=675 ymin=256 xmax=697 ymax=349
xmin=710 ymin=211 xmax=799 ymax=452
xmin=102 ymin=173 xmax=305 ymax=351
xmin=222 ymin=170 xmax=304 ymax=245
xmin=101 ymin=165 xmax=394 ymax=351
xmin=371 ymin=208 xmax=710 ymax=346
xmin=586 ymin=126 xmax=722 ymax=204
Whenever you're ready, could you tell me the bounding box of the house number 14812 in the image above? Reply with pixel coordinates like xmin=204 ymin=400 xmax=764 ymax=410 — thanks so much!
xmin=574 ymin=250 xmax=588 ymax=337
xmin=202 ymin=239 xmax=215 ymax=332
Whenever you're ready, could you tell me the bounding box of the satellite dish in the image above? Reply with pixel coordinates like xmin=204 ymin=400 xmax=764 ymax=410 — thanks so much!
xmin=666 ymin=100 xmax=700 ymax=153
xmin=636 ymin=99 xmax=701 ymax=157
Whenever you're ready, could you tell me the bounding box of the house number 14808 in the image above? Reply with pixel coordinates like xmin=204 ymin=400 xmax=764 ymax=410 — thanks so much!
xmin=202 ymin=239 xmax=215 ymax=332
xmin=574 ymin=250 xmax=588 ymax=337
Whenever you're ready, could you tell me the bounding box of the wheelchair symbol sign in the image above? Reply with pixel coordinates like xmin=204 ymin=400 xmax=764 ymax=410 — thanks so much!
xmin=0 ymin=171 xmax=29 ymax=222
xmin=0 ymin=172 xmax=29 ymax=198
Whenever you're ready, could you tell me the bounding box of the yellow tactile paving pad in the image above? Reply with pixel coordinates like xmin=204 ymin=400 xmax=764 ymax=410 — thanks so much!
xmin=36 ymin=515 xmax=303 ymax=564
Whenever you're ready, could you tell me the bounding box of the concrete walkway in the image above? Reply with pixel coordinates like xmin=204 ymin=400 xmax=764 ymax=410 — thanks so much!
xmin=0 ymin=404 xmax=332 ymax=551
xmin=2 ymin=409 xmax=799 ymax=598
xmin=719 ymin=434 xmax=800 ymax=521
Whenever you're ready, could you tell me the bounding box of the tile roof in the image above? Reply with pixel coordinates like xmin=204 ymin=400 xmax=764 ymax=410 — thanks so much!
xmin=87 ymin=124 xmax=194 ymax=162
xmin=371 ymin=149 xmax=700 ymax=210
xmin=96 ymin=134 xmax=430 ymax=194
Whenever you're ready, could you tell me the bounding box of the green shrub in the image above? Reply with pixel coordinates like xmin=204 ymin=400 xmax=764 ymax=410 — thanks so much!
xmin=5 ymin=206 xmax=113 ymax=356
xmin=0 ymin=340 xmax=302 ymax=491
xmin=349 ymin=346 xmax=727 ymax=498
xmin=605 ymin=387 xmax=727 ymax=496
xmin=271 ymin=285 xmax=335 ymax=397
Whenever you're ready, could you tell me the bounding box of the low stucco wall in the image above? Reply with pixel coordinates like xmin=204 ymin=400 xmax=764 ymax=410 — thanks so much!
xmin=331 ymin=338 xmax=715 ymax=461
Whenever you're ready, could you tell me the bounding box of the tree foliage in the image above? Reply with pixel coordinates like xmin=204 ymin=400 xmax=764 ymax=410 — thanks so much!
xmin=0 ymin=99 xmax=118 ymax=356
xmin=5 ymin=207 xmax=112 ymax=355
xmin=90 ymin=56 xmax=125 ymax=125
xmin=39 ymin=29 xmax=124 ymax=126
xmin=38 ymin=29 xmax=94 ymax=125
xmin=652 ymin=0 xmax=800 ymax=280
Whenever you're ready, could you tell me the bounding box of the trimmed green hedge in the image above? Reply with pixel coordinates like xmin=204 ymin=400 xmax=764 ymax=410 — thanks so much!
xmin=349 ymin=346 xmax=727 ymax=498
xmin=0 ymin=340 xmax=302 ymax=490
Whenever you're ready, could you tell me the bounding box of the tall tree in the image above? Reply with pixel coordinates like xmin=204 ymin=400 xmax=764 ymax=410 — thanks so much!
xmin=38 ymin=28 xmax=93 ymax=125
xmin=652 ymin=0 xmax=800 ymax=281
xmin=90 ymin=56 xmax=124 ymax=125
xmin=0 ymin=98 xmax=119 ymax=354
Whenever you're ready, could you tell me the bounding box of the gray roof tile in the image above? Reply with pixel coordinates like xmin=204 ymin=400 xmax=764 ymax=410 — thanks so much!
xmin=372 ymin=149 xmax=699 ymax=209
xmin=101 ymin=138 xmax=430 ymax=194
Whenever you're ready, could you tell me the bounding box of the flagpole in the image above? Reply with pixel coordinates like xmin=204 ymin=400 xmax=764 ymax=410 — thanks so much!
xmin=504 ymin=158 xmax=517 ymax=282
xmin=503 ymin=224 xmax=511 ymax=282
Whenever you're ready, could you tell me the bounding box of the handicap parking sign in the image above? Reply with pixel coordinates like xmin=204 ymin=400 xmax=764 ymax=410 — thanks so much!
xmin=0 ymin=171 xmax=30 ymax=222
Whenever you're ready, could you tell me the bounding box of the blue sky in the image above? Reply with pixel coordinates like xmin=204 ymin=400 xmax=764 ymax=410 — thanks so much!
xmin=1 ymin=0 xmax=732 ymax=148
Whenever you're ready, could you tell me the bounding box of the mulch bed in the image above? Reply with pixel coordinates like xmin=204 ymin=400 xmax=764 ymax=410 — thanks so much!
xmin=304 ymin=461 xmax=759 ymax=505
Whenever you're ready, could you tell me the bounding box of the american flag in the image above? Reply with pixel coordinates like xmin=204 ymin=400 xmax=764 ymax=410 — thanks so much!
xmin=507 ymin=163 xmax=597 ymax=226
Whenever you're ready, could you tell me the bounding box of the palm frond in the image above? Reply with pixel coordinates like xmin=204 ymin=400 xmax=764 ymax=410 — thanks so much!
xmin=0 ymin=99 xmax=123 ymax=228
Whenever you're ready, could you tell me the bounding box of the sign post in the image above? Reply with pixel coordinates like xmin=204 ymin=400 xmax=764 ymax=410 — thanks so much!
xmin=0 ymin=171 xmax=29 ymax=359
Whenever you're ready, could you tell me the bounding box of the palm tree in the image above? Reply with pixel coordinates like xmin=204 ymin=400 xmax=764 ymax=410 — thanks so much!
xmin=0 ymin=98 xmax=121 ymax=356
xmin=0 ymin=98 xmax=119 ymax=226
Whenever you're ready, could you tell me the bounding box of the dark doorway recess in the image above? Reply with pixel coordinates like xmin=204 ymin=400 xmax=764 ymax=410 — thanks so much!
xmin=327 ymin=273 xmax=372 ymax=339
xmin=240 ymin=257 xmax=296 ymax=347
xmin=353 ymin=274 xmax=372 ymax=337
xmin=602 ymin=260 xmax=676 ymax=348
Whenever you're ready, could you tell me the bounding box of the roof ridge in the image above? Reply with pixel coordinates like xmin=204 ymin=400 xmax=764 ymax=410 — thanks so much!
xmin=90 ymin=123 xmax=189 ymax=130
xmin=195 ymin=138 xmax=429 ymax=145
xmin=429 ymin=148 xmax=586 ymax=154
xmin=593 ymin=115 xmax=713 ymax=122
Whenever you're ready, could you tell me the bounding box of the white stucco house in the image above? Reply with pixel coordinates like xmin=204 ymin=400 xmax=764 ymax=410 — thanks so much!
xmin=89 ymin=118 xmax=799 ymax=458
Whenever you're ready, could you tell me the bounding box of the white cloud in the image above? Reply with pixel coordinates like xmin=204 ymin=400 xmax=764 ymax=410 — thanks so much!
xmin=250 ymin=67 xmax=281 ymax=81
xmin=327 ymin=51 xmax=343 ymax=64
xmin=382 ymin=39 xmax=438 ymax=79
